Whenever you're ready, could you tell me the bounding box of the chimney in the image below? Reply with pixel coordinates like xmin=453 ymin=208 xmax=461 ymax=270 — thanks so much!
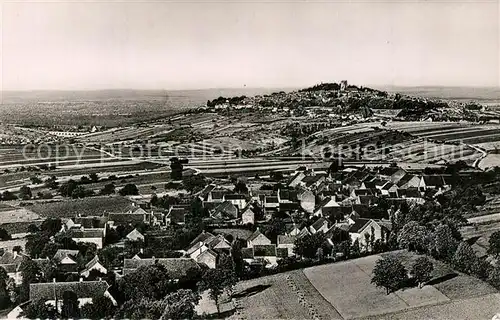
xmin=53 ymin=278 xmax=56 ymax=283
xmin=140 ymin=248 xmax=144 ymax=254
xmin=79 ymin=277 xmax=83 ymax=282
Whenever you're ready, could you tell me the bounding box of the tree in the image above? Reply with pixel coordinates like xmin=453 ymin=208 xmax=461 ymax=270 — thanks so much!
xmin=430 ymin=224 xmax=458 ymax=262
xmin=397 ymin=221 xmax=429 ymax=253
xmin=61 ymin=290 xmax=80 ymax=318
xmin=22 ymin=299 xmax=57 ymax=319
xmin=371 ymin=256 xmax=408 ymax=294
xmin=100 ymin=183 xmax=116 ymax=195
xmin=472 ymin=257 xmax=491 ymax=280
xmin=27 ymin=224 xmax=40 ymax=234
xmin=234 ymin=181 xmax=248 ymax=194
xmin=30 ymin=176 xmax=42 ymax=184
xmin=262 ymin=217 xmax=286 ymax=242
xmin=118 ymin=264 xmax=173 ymax=302
xmin=488 ymin=231 xmax=500 ymax=257
xmin=80 ymin=295 xmax=115 ymax=319
xmin=200 ymin=268 xmax=237 ymax=315
xmin=488 ymin=265 xmax=500 ymax=289
xmin=71 ymin=185 xmax=94 ymax=198
xmin=452 ymin=241 xmax=477 ymax=274
xmin=59 ymin=179 xmax=78 ymax=197
xmin=161 ymin=289 xmax=200 ymax=319
xmin=170 ymin=158 xmax=184 ymax=180
xmin=89 ymin=172 xmax=99 ymax=182
xmin=19 ymin=185 xmax=32 ymax=200
xmin=411 ymin=256 xmax=434 ymax=288
xmin=40 ymin=218 xmax=62 ymax=236
xmin=0 ymin=228 xmax=11 ymax=241
xmin=0 ymin=268 xmax=10 ymax=309
xmin=19 ymin=259 xmax=40 ymax=302
xmin=1 ymin=191 xmax=17 ymax=201
xmin=294 ymin=232 xmax=326 ymax=259
xmin=182 ymin=174 xmax=206 ymax=193
xmin=350 ymin=239 xmax=361 ymax=257
xmin=119 ymin=184 xmax=139 ymax=196
xmin=270 ymin=171 xmax=284 ymax=181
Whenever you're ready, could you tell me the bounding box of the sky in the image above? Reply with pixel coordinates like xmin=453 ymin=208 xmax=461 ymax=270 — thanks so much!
xmin=1 ymin=0 xmax=499 ymax=90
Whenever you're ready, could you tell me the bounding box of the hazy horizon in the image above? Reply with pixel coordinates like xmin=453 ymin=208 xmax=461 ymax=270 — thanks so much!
xmin=2 ymin=0 xmax=499 ymax=91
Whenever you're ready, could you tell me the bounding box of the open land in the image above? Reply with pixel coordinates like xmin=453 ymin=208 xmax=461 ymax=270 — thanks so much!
xmin=231 ymin=251 xmax=498 ymax=320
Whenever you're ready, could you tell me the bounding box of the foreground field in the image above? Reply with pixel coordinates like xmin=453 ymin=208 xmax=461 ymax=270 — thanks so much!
xmin=232 ymin=251 xmax=498 ymax=320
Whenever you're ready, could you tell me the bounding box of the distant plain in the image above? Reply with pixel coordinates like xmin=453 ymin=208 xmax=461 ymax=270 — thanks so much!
xmin=1 ymin=86 xmax=498 ymax=127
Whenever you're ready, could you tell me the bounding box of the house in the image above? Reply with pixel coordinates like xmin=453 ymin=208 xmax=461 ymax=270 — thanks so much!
xmin=288 ymin=172 xmax=306 ymax=187
xmin=253 ymin=245 xmax=279 ymax=266
xmin=348 ymin=218 xmax=392 ymax=251
xmin=277 ymin=235 xmax=295 ymax=257
xmin=278 ymin=189 xmax=298 ymax=203
xmin=7 ymin=300 xmax=30 ymax=319
xmin=297 ymin=227 xmax=311 ymax=238
xmin=247 ymin=229 xmax=271 ymax=248
xmin=310 ymin=217 xmax=329 ymax=234
xmin=396 ymin=174 xmax=421 ymax=190
xmin=241 ymin=205 xmax=255 ymax=225
xmin=263 ymin=196 xmax=280 ymax=212
xmin=377 ymin=167 xmax=406 ymax=182
xmin=166 ymin=205 xmax=189 ymax=225
xmin=53 ymin=249 xmax=80 ymax=273
xmin=123 ymin=258 xmax=201 ymax=279
xmin=297 ymin=189 xmax=315 ymax=213
xmin=29 ymin=280 xmax=117 ymax=311
xmin=381 ymin=182 xmax=398 ymax=196
xmin=420 ymin=175 xmax=449 ymax=191
xmin=188 ymin=231 xmax=215 ymax=247
xmin=204 ymin=235 xmax=232 ymax=252
xmin=206 ymin=189 xmax=229 ymax=203
xmin=285 ymin=223 xmax=301 ymax=236
xmin=198 ymin=184 xmax=217 ymax=201
xmin=108 ymin=207 xmax=150 ymax=226
xmin=0 ymin=249 xmax=25 ymax=284
xmin=126 ymin=228 xmax=145 ymax=242
xmin=301 ymin=174 xmax=326 ymax=189
xmin=185 ymin=232 xmax=230 ymax=268
xmin=241 ymin=244 xmax=283 ymax=267
xmin=80 ymin=255 xmax=107 ymax=278
xmin=196 ymin=249 xmax=217 ymax=269
xmin=224 ymin=194 xmax=247 ymax=210
xmin=67 ymin=228 xmax=105 ymax=249
xmin=398 ymin=188 xmax=425 ymax=204
xmin=279 ymin=202 xmax=300 ymax=214
xmin=211 ymin=201 xmax=238 ymax=220
xmin=313 ymin=196 xmax=340 ymax=217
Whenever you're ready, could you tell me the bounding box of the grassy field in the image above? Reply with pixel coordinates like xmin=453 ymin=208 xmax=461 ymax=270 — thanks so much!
xmin=27 ymin=196 xmax=134 ymax=218
xmin=232 ymin=251 xmax=498 ymax=319
xmin=0 ymin=208 xmax=41 ymax=224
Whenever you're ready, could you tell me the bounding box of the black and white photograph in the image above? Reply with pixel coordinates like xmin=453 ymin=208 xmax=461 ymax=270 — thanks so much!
xmin=0 ymin=0 xmax=499 ymax=319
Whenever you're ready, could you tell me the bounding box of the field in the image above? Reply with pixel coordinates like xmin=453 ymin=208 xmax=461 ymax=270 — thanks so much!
xmin=26 ymin=196 xmax=134 ymax=218
xmin=231 ymin=270 xmax=341 ymax=320
xmin=296 ymin=123 xmax=483 ymax=166
xmin=386 ymin=121 xmax=500 ymax=153
xmin=232 ymin=251 xmax=498 ymax=319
